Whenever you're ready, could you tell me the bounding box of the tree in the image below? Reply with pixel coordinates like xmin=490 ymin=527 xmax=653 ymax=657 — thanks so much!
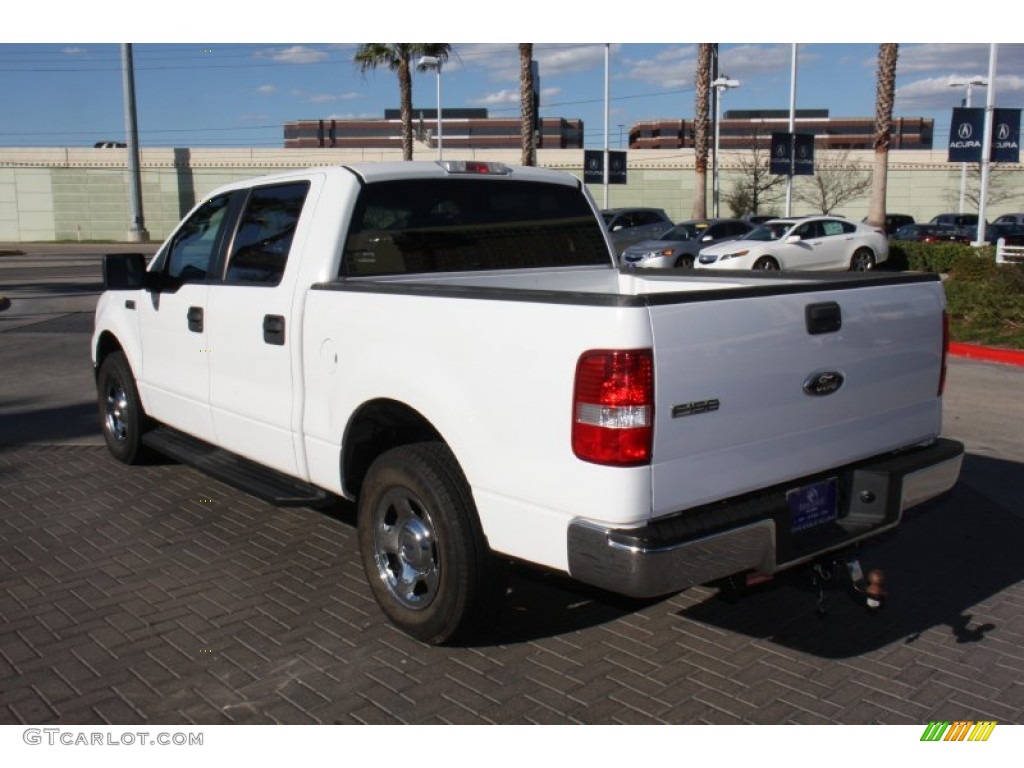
xmin=945 ymin=163 xmax=1022 ymax=210
xmin=354 ymin=44 xmax=451 ymax=161
xmin=690 ymin=44 xmax=713 ymax=219
xmin=723 ymin=123 xmax=786 ymax=217
xmin=519 ymin=44 xmax=536 ymax=166
xmin=794 ymin=144 xmax=873 ymax=214
xmin=866 ymin=44 xmax=898 ymax=227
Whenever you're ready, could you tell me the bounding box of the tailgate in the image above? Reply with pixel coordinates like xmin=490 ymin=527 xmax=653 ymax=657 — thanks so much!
xmin=647 ymin=278 xmax=946 ymax=518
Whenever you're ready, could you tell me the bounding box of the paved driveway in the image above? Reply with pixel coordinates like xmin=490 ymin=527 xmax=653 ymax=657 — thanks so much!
xmin=1 ymin=249 xmax=1023 ymax=725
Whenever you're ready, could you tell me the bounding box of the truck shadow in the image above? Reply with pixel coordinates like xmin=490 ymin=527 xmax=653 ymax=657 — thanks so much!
xmin=459 ymin=453 xmax=1024 ymax=654
xmin=672 ymin=453 xmax=1024 ymax=658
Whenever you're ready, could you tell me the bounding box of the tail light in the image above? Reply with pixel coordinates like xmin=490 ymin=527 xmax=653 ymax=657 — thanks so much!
xmin=938 ymin=310 xmax=949 ymax=396
xmin=572 ymin=349 xmax=653 ymax=466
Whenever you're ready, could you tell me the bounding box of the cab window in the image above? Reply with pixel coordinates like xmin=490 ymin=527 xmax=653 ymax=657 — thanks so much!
xmin=225 ymin=182 xmax=310 ymax=285
xmin=165 ymin=195 xmax=232 ymax=282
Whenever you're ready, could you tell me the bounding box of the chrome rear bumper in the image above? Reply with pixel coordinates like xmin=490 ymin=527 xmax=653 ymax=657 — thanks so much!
xmin=567 ymin=438 xmax=964 ymax=598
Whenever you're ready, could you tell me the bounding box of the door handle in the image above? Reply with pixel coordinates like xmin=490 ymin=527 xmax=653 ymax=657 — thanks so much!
xmin=263 ymin=314 xmax=285 ymax=346
xmin=187 ymin=306 xmax=203 ymax=333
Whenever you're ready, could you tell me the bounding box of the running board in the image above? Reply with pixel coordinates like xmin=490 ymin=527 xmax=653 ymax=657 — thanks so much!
xmin=142 ymin=427 xmax=333 ymax=507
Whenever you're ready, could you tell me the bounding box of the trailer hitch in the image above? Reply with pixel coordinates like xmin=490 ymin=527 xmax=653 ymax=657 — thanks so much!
xmin=810 ymin=556 xmax=886 ymax=618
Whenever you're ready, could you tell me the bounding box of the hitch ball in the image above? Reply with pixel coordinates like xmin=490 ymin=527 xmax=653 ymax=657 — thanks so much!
xmin=864 ymin=569 xmax=886 ymax=610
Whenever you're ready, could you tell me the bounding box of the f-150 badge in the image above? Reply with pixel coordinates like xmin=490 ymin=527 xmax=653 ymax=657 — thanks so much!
xmin=803 ymin=371 xmax=844 ymax=396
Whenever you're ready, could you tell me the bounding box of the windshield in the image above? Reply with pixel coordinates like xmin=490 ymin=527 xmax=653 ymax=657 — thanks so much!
xmin=745 ymin=222 xmax=794 ymax=242
xmin=659 ymin=223 xmax=706 ymax=242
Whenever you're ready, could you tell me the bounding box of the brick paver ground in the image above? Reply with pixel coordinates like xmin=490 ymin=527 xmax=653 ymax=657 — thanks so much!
xmin=2 ymin=443 xmax=1022 ymax=725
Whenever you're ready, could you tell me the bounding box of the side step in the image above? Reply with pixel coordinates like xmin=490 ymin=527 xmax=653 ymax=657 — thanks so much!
xmin=142 ymin=427 xmax=333 ymax=507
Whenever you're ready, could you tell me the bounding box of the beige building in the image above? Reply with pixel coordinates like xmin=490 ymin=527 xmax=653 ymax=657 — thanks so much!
xmin=0 ymin=145 xmax=1019 ymax=242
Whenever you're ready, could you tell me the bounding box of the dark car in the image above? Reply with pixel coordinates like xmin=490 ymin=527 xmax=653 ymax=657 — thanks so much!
xmin=863 ymin=213 xmax=915 ymax=236
xmin=892 ymin=223 xmax=970 ymax=244
xmin=929 ymin=213 xmax=987 ymax=233
xmin=620 ymin=218 xmax=753 ymax=269
xmin=601 ymin=207 xmax=673 ymax=254
xmin=994 ymin=213 xmax=1024 ymax=226
xmin=963 ymin=222 xmax=1024 ymax=246
xmin=742 ymin=213 xmax=777 ymax=226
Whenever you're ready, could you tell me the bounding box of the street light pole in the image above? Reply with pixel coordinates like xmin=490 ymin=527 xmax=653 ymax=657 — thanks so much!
xmin=712 ymin=76 xmax=739 ymax=219
xmin=949 ymin=77 xmax=987 ymax=214
xmin=417 ymin=56 xmax=443 ymax=160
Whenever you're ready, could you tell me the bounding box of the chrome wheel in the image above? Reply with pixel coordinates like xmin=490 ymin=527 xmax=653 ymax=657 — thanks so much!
xmin=357 ymin=443 xmax=505 ymax=644
xmin=372 ymin=487 xmax=440 ymax=611
xmin=104 ymin=379 xmax=129 ymax=442
xmin=96 ymin=351 xmax=152 ymax=465
xmin=850 ymin=248 xmax=875 ymax=271
xmin=753 ymin=256 xmax=779 ymax=271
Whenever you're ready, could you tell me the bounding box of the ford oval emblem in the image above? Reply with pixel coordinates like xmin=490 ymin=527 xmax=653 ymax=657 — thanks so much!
xmin=803 ymin=371 xmax=844 ymax=397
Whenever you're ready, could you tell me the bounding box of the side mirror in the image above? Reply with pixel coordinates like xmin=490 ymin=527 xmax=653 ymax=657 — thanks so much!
xmin=701 ymin=234 xmax=712 ymax=242
xmin=786 ymin=235 xmax=802 ymax=244
xmin=102 ymin=253 xmax=149 ymax=290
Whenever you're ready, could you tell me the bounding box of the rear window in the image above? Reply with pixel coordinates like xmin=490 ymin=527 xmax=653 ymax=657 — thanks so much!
xmin=342 ymin=178 xmax=610 ymax=276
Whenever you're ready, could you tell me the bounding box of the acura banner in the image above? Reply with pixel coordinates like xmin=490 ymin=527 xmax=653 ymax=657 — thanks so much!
xmin=770 ymin=132 xmax=815 ymax=175
xmin=948 ymin=107 xmax=1021 ymax=163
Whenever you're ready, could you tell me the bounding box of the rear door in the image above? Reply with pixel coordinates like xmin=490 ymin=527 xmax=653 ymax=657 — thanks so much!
xmin=205 ymin=177 xmax=319 ymax=476
xmin=645 ymin=278 xmax=946 ymax=517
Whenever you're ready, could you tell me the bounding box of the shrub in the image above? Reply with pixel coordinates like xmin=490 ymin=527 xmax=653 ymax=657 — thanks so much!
xmin=888 ymin=242 xmax=989 ymax=273
xmin=944 ymin=259 xmax=1024 ymax=346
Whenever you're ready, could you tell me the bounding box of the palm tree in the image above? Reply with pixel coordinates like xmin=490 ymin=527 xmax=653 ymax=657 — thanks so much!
xmin=867 ymin=44 xmax=899 ymax=228
xmin=353 ymin=44 xmax=451 ymax=161
xmin=691 ymin=44 xmax=713 ymax=219
xmin=519 ymin=44 xmax=536 ymax=166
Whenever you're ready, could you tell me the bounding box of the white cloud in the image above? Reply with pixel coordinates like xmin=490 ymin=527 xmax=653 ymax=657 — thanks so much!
xmin=309 ymin=92 xmax=360 ymax=103
xmin=456 ymin=43 xmax=614 ymax=82
xmin=470 ymin=86 xmax=562 ymax=108
xmin=61 ymin=46 xmax=85 ymax=55
xmin=471 ymin=89 xmax=518 ymax=107
xmin=257 ymin=84 xmax=277 ymax=94
xmin=265 ymin=46 xmax=328 ymax=65
xmin=898 ymin=73 xmax=1024 ymax=112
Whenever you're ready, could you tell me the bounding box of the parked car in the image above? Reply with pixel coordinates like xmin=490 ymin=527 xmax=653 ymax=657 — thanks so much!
xmin=891 ymin=223 xmax=970 ymax=244
xmin=963 ymin=222 xmax=1024 ymax=246
xmin=993 ymin=213 xmax=1024 ymax=226
xmin=742 ymin=213 xmax=777 ymax=225
xmin=619 ymin=218 xmax=753 ymax=269
xmin=863 ymin=213 xmax=914 ymax=236
xmin=695 ymin=216 xmax=888 ymax=271
xmin=601 ymin=207 xmax=672 ymax=253
xmin=929 ymin=213 xmax=987 ymax=233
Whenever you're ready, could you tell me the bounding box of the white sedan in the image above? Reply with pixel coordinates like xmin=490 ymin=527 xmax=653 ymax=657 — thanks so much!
xmin=694 ymin=217 xmax=888 ymax=271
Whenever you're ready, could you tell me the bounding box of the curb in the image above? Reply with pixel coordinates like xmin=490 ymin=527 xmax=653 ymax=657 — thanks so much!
xmin=949 ymin=342 xmax=1024 ymax=367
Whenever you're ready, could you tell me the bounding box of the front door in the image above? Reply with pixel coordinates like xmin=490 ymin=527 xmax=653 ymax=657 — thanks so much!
xmin=137 ymin=194 xmax=234 ymax=443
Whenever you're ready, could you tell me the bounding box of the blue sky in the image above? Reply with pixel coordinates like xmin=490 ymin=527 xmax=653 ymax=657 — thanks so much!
xmin=2 ymin=4 xmax=1019 ymax=150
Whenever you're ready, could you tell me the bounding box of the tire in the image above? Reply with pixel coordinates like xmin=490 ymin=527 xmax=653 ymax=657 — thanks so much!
xmin=357 ymin=442 xmax=504 ymax=645
xmin=753 ymin=256 xmax=780 ymax=271
xmin=96 ymin=351 xmax=152 ymax=465
xmin=850 ymin=248 xmax=876 ymax=271
xmin=674 ymin=254 xmax=695 ymax=269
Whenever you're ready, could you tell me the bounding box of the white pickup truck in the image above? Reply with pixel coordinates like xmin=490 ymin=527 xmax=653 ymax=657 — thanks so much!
xmin=93 ymin=161 xmax=963 ymax=644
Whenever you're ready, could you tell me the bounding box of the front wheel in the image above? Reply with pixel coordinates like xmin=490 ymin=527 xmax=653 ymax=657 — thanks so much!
xmin=850 ymin=248 xmax=876 ymax=271
xmin=674 ymin=254 xmax=694 ymax=269
xmin=96 ymin=351 xmax=152 ymax=464
xmin=753 ymin=256 xmax=780 ymax=271
xmin=357 ymin=442 xmax=504 ymax=645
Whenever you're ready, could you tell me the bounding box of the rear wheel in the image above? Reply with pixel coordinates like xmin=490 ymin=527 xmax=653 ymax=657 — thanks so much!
xmin=850 ymin=248 xmax=876 ymax=271
xmin=753 ymin=256 xmax=780 ymax=271
xmin=357 ymin=442 xmax=504 ymax=645
xmin=96 ymin=351 xmax=152 ymax=464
